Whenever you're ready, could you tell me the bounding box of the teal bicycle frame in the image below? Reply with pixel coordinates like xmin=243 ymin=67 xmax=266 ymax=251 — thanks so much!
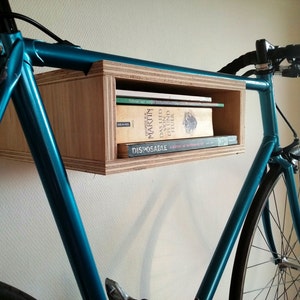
xmin=1 ymin=30 xmax=300 ymax=300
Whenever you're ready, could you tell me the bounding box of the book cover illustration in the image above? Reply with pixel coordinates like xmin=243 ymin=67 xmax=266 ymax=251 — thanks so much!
xmin=116 ymin=105 xmax=214 ymax=143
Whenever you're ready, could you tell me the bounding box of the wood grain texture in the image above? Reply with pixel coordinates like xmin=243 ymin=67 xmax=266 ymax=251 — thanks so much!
xmin=0 ymin=60 xmax=245 ymax=174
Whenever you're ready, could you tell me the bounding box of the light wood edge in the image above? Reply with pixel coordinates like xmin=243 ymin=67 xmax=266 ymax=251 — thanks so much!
xmin=104 ymin=145 xmax=245 ymax=174
xmin=1 ymin=144 xmax=244 ymax=175
xmin=36 ymin=60 xmax=245 ymax=92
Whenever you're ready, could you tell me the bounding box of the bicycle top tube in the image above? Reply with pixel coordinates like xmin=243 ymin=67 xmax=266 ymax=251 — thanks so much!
xmin=22 ymin=37 xmax=300 ymax=92
xmin=21 ymin=37 xmax=269 ymax=92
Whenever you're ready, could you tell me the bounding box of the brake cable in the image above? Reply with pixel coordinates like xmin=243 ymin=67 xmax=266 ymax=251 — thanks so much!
xmin=0 ymin=12 xmax=75 ymax=45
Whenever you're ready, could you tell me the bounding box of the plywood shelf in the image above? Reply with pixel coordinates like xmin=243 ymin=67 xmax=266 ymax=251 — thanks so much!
xmin=0 ymin=60 xmax=245 ymax=175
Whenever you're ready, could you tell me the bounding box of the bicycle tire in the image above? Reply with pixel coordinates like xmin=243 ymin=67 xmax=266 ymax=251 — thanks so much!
xmin=0 ymin=281 xmax=36 ymax=300
xmin=229 ymin=164 xmax=300 ymax=299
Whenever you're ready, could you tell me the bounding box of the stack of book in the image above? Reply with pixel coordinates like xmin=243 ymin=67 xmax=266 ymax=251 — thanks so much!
xmin=116 ymin=89 xmax=237 ymax=158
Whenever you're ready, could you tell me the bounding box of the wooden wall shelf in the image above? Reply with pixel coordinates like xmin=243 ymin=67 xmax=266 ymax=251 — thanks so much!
xmin=0 ymin=60 xmax=245 ymax=175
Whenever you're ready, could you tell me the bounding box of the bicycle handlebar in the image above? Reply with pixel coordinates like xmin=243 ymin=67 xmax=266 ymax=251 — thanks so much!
xmin=219 ymin=39 xmax=300 ymax=77
xmin=218 ymin=51 xmax=257 ymax=75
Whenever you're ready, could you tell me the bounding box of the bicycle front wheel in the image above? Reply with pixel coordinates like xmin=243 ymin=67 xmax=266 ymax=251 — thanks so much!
xmin=230 ymin=164 xmax=300 ymax=299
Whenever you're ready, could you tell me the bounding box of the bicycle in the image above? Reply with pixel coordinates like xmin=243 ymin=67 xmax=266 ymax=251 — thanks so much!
xmin=1 ymin=0 xmax=300 ymax=299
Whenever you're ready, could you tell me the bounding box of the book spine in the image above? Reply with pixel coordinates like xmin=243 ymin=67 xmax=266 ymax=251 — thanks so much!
xmin=116 ymin=89 xmax=212 ymax=102
xmin=117 ymin=135 xmax=238 ymax=158
xmin=116 ymin=105 xmax=214 ymax=143
xmin=116 ymin=97 xmax=224 ymax=108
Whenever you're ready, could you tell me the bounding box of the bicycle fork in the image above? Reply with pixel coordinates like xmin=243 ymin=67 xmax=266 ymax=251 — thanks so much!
xmin=262 ymin=157 xmax=300 ymax=272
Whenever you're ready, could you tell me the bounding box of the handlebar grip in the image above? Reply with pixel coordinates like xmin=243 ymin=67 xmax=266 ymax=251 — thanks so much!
xmin=266 ymin=44 xmax=300 ymax=61
xmin=283 ymin=44 xmax=300 ymax=60
xmin=218 ymin=51 xmax=256 ymax=75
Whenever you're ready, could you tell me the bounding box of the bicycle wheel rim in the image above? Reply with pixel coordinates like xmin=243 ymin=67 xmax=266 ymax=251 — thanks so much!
xmin=229 ymin=164 xmax=300 ymax=299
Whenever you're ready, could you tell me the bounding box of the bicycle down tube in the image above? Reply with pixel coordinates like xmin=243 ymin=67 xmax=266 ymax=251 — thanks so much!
xmin=2 ymin=15 xmax=300 ymax=300
xmin=194 ymin=73 xmax=277 ymax=299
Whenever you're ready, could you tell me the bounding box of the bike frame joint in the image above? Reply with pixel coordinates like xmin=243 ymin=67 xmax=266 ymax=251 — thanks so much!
xmin=0 ymin=36 xmax=23 ymax=122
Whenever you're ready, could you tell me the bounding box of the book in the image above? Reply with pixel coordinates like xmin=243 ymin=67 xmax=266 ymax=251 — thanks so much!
xmin=116 ymin=97 xmax=224 ymax=108
xmin=116 ymin=105 xmax=214 ymax=143
xmin=117 ymin=135 xmax=238 ymax=158
xmin=116 ymin=89 xmax=212 ymax=102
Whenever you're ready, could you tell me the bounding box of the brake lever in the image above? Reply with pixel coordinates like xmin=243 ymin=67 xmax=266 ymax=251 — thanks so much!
xmin=282 ymin=61 xmax=300 ymax=77
xmin=0 ymin=37 xmax=23 ymax=121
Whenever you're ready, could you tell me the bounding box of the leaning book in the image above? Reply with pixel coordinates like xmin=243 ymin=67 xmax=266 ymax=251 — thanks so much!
xmin=117 ymin=135 xmax=238 ymax=158
xmin=116 ymin=105 xmax=214 ymax=144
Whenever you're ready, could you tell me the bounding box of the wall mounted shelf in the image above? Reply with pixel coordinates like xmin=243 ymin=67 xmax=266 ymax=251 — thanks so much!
xmin=0 ymin=60 xmax=245 ymax=175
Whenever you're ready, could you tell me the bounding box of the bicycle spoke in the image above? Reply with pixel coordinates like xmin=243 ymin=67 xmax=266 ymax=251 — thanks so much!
xmin=230 ymin=167 xmax=300 ymax=299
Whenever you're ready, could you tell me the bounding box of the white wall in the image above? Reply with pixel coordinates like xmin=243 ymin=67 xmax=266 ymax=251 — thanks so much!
xmin=1 ymin=1 xmax=300 ymax=299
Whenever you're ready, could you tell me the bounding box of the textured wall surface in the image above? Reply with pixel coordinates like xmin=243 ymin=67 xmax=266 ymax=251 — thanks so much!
xmin=1 ymin=1 xmax=300 ymax=299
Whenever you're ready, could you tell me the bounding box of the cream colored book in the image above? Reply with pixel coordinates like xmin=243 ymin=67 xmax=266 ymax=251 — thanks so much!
xmin=116 ymin=105 xmax=214 ymax=143
xmin=116 ymin=89 xmax=212 ymax=102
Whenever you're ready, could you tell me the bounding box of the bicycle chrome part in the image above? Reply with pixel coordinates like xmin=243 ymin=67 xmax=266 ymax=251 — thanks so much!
xmin=105 ymin=278 xmax=147 ymax=300
xmin=278 ymin=257 xmax=300 ymax=272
